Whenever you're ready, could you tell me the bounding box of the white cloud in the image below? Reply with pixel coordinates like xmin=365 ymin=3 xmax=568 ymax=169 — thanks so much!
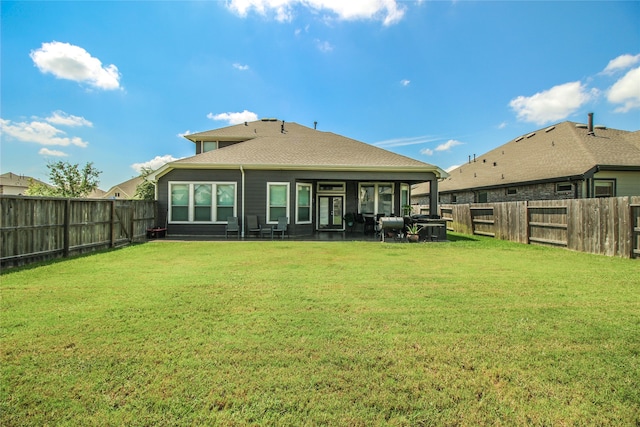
xmin=420 ymin=139 xmax=463 ymax=156
xmin=509 ymin=81 xmax=594 ymax=125
xmin=374 ymin=135 xmax=439 ymax=148
xmin=226 ymin=0 xmax=406 ymax=26
xmin=233 ymin=63 xmax=250 ymax=71
xmin=131 ymin=155 xmax=181 ymax=173
xmin=30 ymin=41 xmax=121 ymax=90
xmin=0 ymin=118 xmax=89 ymax=147
xmin=497 ymin=122 xmax=507 ymax=129
xmin=602 ymin=53 xmax=640 ymax=75
xmin=46 ymin=111 xmax=93 ymax=127
xmin=315 ymin=39 xmax=333 ymax=53
xmin=207 ymin=110 xmax=259 ymax=125
xmin=445 ymin=164 xmax=461 ymax=173
xmin=178 ymin=130 xmax=192 ymax=138
xmin=400 ymin=79 xmax=410 ymax=87
xmin=607 ymin=67 xmax=640 ymax=113
xmin=436 ymin=139 xmax=463 ymax=151
xmin=39 ymin=148 xmax=68 ymax=157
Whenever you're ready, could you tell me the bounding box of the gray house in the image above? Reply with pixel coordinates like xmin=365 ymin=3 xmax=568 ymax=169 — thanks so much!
xmin=150 ymin=119 xmax=447 ymax=238
xmin=433 ymin=115 xmax=640 ymax=205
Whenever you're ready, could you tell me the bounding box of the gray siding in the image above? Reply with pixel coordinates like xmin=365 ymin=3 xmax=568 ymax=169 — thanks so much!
xmin=158 ymin=168 xmax=436 ymax=237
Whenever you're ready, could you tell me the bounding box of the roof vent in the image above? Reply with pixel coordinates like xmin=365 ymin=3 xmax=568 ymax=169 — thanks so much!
xmin=526 ymin=132 xmax=536 ymax=138
xmin=515 ymin=136 xmax=524 ymax=142
xmin=576 ymin=124 xmax=588 ymax=129
xmin=545 ymin=126 xmax=555 ymax=133
xmin=595 ymin=125 xmax=607 ymax=130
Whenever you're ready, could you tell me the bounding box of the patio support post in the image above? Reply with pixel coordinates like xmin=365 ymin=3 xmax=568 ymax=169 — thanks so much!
xmin=240 ymin=165 xmax=245 ymax=238
xmin=430 ymin=178 xmax=438 ymax=217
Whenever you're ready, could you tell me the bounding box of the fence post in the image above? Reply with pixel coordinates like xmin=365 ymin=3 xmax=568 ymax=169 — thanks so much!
xmin=111 ymin=200 xmax=116 ymax=248
xmin=63 ymin=198 xmax=71 ymax=258
xmin=524 ymin=200 xmax=529 ymax=245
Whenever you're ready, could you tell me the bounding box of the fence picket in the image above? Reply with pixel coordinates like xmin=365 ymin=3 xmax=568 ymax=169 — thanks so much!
xmin=440 ymin=196 xmax=638 ymax=258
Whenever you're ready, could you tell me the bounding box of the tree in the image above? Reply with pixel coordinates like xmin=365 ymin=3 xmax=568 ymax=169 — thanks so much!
xmin=26 ymin=161 xmax=101 ymax=198
xmin=134 ymin=167 xmax=155 ymax=200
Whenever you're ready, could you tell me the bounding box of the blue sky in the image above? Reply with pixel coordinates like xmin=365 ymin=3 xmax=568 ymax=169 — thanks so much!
xmin=1 ymin=0 xmax=639 ymax=190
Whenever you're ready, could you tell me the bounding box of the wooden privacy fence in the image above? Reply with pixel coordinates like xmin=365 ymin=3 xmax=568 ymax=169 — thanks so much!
xmin=440 ymin=196 xmax=640 ymax=258
xmin=0 ymin=196 xmax=157 ymax=268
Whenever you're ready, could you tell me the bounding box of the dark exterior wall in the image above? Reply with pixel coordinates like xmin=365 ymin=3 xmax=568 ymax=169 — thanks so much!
xmin=157 ymin=168 xmax=436 ymax=237
xmin=437 ymin=180 xmax=585 ymax=204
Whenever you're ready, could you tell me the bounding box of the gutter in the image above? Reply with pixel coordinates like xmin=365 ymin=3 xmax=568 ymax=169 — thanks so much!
xmin=240 ymin=165 xmax=245 ymax=238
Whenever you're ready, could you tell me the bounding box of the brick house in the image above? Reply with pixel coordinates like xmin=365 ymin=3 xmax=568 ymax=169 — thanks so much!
xmin=416 ymin=114 xmax=639 ymax=207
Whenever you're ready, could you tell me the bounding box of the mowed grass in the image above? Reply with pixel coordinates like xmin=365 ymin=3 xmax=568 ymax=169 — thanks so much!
xmin=1 ymin=235 xmax=638 ymax=426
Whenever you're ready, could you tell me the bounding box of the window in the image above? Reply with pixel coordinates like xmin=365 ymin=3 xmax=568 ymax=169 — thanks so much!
xmin=477 ymin=192 xmax=488 ymax=203
xmin=267 ymin=182 xmax=290 ymax=223
xmin=506 ymin=187 xmax=517 ymax=195
xmin=216 ymin=184 xmax=235 ymax=221
xmin=296 ymin=183 xmax=312 ymax=223
xmin=358 ymin=183 xmax=394 ymax=215
xmin=194 ymin=184 xmax=212 ymax=221
xmin=378 ymin=184 xmax=393 ymax=216
xmin=451 ymin=194 xmax=457 ymax=204
xmin=203 ymin=141 xmax=217 ymax=152
xmin=594 ymin=179 xmax=615 ymax=198
xmin=400 ymin=184 xmax=410 ymax=215
xmin=170 ymin=184 xmax=189 ymax=221
xmin=317 ymin=182 xmax=345 ymax=193
xmin=556 ymin=182 xmax=573 ymax=192
xmin=169 ymin=182 xmax=236 ymax=223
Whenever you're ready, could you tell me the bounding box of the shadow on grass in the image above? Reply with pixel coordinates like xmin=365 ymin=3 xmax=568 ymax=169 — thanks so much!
xmin=445 ymin=232 xmax=482 ymax=242
xmin=0 ymin=243 xmax=145 ymax=276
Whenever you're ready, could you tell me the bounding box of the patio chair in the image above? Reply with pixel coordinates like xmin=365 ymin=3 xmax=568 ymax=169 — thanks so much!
xmin=225 ymin=217 xmax=240 ymax=239
xmin=273 ymin=216 xmax=288 ymax=239
xmin=246 ymin=215 xmax=261 ymax=238
xmin=259 ymin=221 xmax=273 ymax=239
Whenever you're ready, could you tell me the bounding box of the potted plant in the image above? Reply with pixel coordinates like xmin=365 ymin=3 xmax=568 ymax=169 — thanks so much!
xmin=343 ymin=212 xmax=356 ymax=228
xmin=402 ymin=204 xmax=413 ymax=217
xmin=406 ymin=223 xmax=420 ymax=243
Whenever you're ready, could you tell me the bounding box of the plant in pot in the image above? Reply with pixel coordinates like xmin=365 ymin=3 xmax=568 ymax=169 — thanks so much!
xmin=343 ymin=212 xmax=356 ymax=229
xmin=406 ymin=223 xmax=420 ymax=243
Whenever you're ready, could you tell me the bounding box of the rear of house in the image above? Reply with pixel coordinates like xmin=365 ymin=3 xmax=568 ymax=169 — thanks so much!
xmin=151 ymin=119 xmax=447 ymax=238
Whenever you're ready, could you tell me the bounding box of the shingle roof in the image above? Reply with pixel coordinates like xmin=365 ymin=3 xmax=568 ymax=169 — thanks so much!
xmin=170 ymin=120 xmax=446 ymax=174
xmin=104 ymin=176 xmax=143 ymax=198
xmin=439 ymin=121 xmax=640 ymax=192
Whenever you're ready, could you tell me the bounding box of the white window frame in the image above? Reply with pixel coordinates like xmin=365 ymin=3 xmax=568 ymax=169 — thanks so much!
xmin=296 ymin=183 xmax=313 ymax=224
xmin=358 ymin=182 xmax=394 ymax=216
xmin=168 ymin=181 xmax=237 ymax=224
xmin=317 ymin=182 xmax=345 ymax=193
xmin=400 ymin=184 xmax=410 ymax=215
xmin=267 ymin=182 xmax=290 ymax=224
xmin=202 ymin=141 xmax=218 ymax=153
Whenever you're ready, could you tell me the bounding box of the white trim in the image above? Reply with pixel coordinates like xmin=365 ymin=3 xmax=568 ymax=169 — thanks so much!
xmin=168 ymin=181 xmax=237 ymax=224
xmin=266 ymin=182 xmax=290 ymax=224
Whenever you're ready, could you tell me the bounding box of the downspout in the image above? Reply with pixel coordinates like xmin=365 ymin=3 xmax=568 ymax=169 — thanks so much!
xmin=240 ymin=165 xmax=245 ymax=238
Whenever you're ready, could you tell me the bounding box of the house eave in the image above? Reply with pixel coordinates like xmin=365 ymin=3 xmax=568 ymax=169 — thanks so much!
xmin=151 ymin=162 xmax=447 ymax=182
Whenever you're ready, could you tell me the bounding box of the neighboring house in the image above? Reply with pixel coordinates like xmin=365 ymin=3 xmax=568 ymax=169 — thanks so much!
xmin=0 ymin=172 xmax=51 ymax=195
xmin=102 ymin=176 xmax=143 ymax=199
xmin=87 ymin=188 xmax=108 ymax=199
xmin=432 ymin=114 xmax=640 ymax=205
xmin=150 ymin=118 xmax=447 ymax=237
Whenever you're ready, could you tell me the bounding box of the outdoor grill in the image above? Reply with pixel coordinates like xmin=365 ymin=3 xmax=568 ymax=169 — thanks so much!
xmin=378 ymin=217 xmax=406 ymax=242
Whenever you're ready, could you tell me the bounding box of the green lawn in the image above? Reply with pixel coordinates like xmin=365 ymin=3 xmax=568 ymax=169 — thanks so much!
xmin=1 ymin=235 xmax=638 ymax=426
